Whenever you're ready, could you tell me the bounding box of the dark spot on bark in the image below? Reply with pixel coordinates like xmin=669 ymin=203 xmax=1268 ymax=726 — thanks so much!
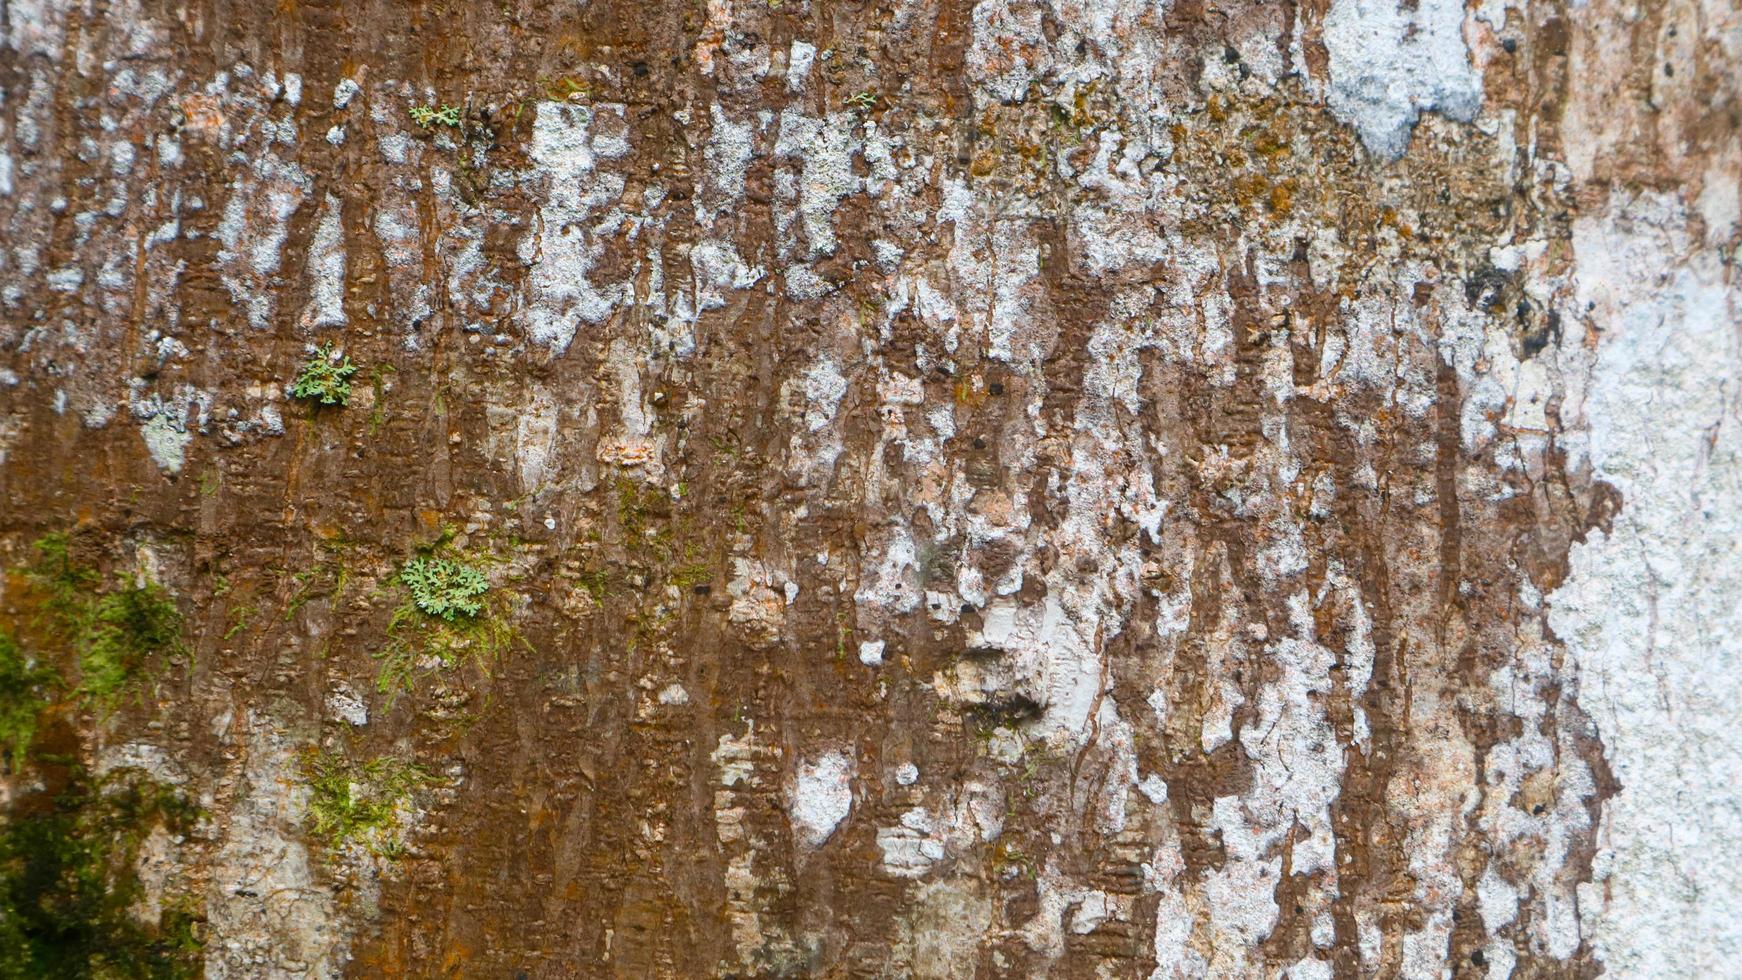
xmin=1464 ymin=266 xmax=1513 ymax=313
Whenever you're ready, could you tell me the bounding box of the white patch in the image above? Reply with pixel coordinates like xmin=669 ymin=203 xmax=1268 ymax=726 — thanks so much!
xmin=1069 ymin=892 xmax=1110 ymax=934
xmin=702 ymin=104 xmax=754 ymax=221
xmin=326 ymin=687 xmax=368 ymax=727
xmin=855 ymin=528 xmax=922 ymax=615
xmin=1322 ymin=0 xmax=1483 ymax=158
xmin=790 ymin=750 xmax=854 ymax=847
xmin=216 ymin=153 xmax=310 ymax=330
xmin=205 ymin=712 xmax=346 ymax=977
xmin=1552 ymin=194 xmax=1742 ymax=977
xmin=514 ymin=389 xmax=561 ymax=491
xmin=377 ymin=132 xmax=410 ymax=164
xmin=1201 ymin=795 xmax=1282 ymax=955
xmin=97 ymin=741 xmax=185 ymax=783
xmin=519 ymin=102 xmax=627 ymax=350
xmin=299 ymin=193 xmax=346 ymax=330
xmin=858 ymin=639 xmax=886 ymax=666
xmin=331 ymin=77 xmax=359 ymax=109
xmin=786 ymin=41 xmax=816 ymax=92
xmin=140 ymin=411 xmax=190 ymax=473
xmin=773 ymin=109 xmax=860 ymax=260
xmin=803 ymin=356 xmax=849 ymax=431
xmin=878 ymin=807 xmax=946 ymax=877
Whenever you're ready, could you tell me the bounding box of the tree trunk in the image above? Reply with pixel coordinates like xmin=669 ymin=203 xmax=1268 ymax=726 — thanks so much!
xmin=0 ymin=0 xmax=1737 ymax=975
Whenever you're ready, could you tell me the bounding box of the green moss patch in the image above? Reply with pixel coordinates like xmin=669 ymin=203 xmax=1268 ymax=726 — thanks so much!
xmin=0 ymin=768 xmax=205 ymax=979
xmin=301 ymin=750 xmax=433 ymax=855
xmin=27 ymin=534 xmax=184 ymax=709
xmin=0 ymin=631 xmax=58 ymax=774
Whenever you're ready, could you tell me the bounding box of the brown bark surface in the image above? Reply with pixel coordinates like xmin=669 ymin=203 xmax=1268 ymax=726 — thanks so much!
xmin=1 ymin=0 xmax=1738 ymax=976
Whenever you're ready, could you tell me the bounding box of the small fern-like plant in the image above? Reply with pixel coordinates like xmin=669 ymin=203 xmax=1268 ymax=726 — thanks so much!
xmin=400 ymin=557 xmax=487 ymax=620
xmin=290 ymin=344 xmax=359 ymax=406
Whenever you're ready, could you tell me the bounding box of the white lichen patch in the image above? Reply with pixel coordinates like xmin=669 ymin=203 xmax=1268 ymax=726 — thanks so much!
xmin=789 ymin=750 xmax=855 ymax=848
xmin=1322 ymin=0 xmax=1483 ymax=158
xmin=205 ymin=712 xmax=346 ymax=978
xmin=519 ymin=101 xmax=630 ymax=350
xmin=1552 ymin=194 xmax=1742 ymax=977
xmin=216 ymin=147 xmax=310 ymax=331
xmin=298 ymin=192 xmax=346 ymax=330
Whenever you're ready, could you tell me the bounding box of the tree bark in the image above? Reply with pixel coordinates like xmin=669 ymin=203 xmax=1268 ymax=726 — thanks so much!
xmin=0 ymin=0 xmax=1737 ymax=975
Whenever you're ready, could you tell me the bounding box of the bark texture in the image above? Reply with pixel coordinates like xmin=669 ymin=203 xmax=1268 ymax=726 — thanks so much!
xmin=0 ymin=0 xmax=1738 ymax=976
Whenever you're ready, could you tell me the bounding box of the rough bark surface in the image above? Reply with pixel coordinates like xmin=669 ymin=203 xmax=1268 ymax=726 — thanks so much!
xmin=0 ymin=0 xmax=1738 ymax=976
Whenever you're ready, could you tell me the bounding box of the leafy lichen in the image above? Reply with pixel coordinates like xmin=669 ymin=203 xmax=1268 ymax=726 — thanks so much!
xmin=290 ymin=344 xmax=359 ymax=407
xmin=408 ymin=103 xmax=462 ymax=129
xmin=373 ymin=552 xmax=521 ymax=703
xmin=399 ymin=557 xmax=487 ymax=620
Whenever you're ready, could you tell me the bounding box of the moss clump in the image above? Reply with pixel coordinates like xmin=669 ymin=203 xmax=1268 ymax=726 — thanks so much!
xmin=669 ymin=561 xmax=712 ymax=591
xmin=614 ymin=477 xmax=669 ymax=544
xmin=27 ymin=534 xmax=184 ymax=709
xmin=29 ymin=533 xmax=100 ymax=627
xmin=301 ymin=750 xmax=432 ymax=855
xmin=0 ymin=768 xmax=205 ymax=979
xmin=373 ymin=597 xmax=517 ymax=705
xmin=399 ymin=557 xmax=487 ymax=620
xmin=79 ymin=585 xmax=183 ymax=705
xmin=0 ymin=631 xmax=58 ymax=774
xmin=1 ymin=536 xmax=202 ymax=975
xmin=289 ymin=343 xmax=359 ymax=406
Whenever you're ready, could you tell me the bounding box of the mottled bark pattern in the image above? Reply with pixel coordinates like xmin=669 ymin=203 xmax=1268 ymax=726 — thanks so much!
xmin=1 ymin=0 xmax=1738 ymax=976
